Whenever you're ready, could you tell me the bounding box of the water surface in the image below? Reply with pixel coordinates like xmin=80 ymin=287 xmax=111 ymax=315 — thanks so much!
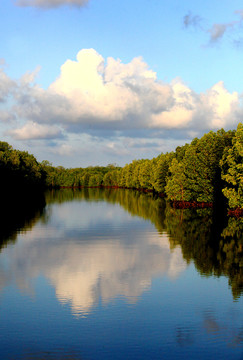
xmin=0 ymin=188 xmax=242 ymax=359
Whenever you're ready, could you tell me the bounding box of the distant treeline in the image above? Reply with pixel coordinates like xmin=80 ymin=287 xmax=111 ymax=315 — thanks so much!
xmin=0 ymin=122 xmax=242 ymax=211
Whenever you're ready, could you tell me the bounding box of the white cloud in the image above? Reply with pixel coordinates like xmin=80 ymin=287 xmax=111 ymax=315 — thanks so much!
xmin=0 ymin=69 xmax=15 ymax=103
xmin=10 ymin=48 xmax=240 ymax=137
xmin=150 ymin=80 xmax=196 ymax=128
xmin=48 ymin=49 xmax=172 ymax=126
xmin=20 ymin=66 xmax=41 ymax=85
xmin=1 ymin=48 xmax=242 ymax=167
xmin=200 ymin=81 xmax=239 ymax=128
xmin=8 ymin=121 xmax=63 ymax=140
xmin=15 ymin=0 xmax=89 ymax=9
xmin=51 ymin=143 xmax=73 ymax=156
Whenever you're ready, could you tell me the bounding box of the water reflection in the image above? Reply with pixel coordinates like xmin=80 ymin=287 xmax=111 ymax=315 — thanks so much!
xmin=175 ymin=310 xmax=243 ymax=349
xmin=0 ymin=189 xmax=186 ymax=317
xmin=0 ymin=188 xmax=243 ymax=359
xmin=0 ymin=190 xmax=45 ymax=250
xmin=0 ymin=188 xmax=243 ymax=315
xmin=165 ymin=204 xmax=243 ymax=299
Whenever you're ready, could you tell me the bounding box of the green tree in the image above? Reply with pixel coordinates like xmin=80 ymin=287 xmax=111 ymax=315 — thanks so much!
xmin=138 ymin=159 xmax=154 ymax=190
xmin=220 ymin=123 xmax=243 ymax=209
xmin=0 ymin=141 xmax=12 ymax=152
xmin=153 ymin=152 xmax=175 ymax=194
xmin=165 ymin=158 xmax=191 ymax=201
xmin=166 ymin=129 xmax=235 ymax=202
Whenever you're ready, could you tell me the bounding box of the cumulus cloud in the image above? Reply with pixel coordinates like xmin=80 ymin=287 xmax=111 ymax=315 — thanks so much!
xmin=8 ymin=121 xmax=63 ymax=140
xmin=1 ymin=48 xmax=242 ymax=160
xmin=150 ymin=80 xmax=196 ymax=128
xmin=200 ymin=81 xmax=239 ymax=128
xmin=48 ymin=49 xmax=172 ymax=127
xmin=8 ymin=48 xmax=239 ymax=138
xmin=15 ymin=0 xmax=89 ymax=9
xmin=20 ymin=66 xmax=41 ymax=85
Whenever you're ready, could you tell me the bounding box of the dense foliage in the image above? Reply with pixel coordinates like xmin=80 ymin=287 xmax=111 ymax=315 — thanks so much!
xmin=0 ymin=123 xmax=242 ymax=210
xmin=165 ymin=129 xmax=235 ymax=202
xmin=220 ymin=123 xmax=243 ymax=209
xmin=41 ymin=161 xmax=120 ymax=188
xmin=0 ymin=141 xmax=46 ymax=189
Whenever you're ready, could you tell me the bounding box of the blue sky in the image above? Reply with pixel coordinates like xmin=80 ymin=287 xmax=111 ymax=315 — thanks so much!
xmin=0 ymin=0 xmax=242 ymax=167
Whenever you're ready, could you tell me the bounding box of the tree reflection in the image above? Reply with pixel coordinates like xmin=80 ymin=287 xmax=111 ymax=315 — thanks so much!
xmin=0 ymin=190 xmax=46 ymax=250
xmin=1 ymin=188 xmax=243 ymax=300
xmin=164 ymin=202 xmax=243 ymax=299
xmin=45 ymin=187 xmax=167 ymax=233
xmin=219 ymin=218 xmax=243 ymax=299
xmin=48 ymin=188 xmax=243 ymax=300
xmin=45 ymin=189 xmax=243 ymax=300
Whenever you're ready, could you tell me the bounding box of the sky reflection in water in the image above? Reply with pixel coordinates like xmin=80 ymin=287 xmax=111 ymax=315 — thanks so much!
xmin=0 ymin=189 xmax=242 ymax=360
xmin=0 ymin=198 xmax=186 ymax=317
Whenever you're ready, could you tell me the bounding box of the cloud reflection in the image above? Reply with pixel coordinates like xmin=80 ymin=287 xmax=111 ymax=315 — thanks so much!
xmin=0 ymin=201 xmax=187 ymax=317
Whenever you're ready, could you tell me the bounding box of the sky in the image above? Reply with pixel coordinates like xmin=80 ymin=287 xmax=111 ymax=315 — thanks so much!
xmin=0 ymin=0 xmax=243 ymax=167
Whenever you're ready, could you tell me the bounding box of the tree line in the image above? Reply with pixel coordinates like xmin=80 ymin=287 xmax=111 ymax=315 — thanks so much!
xmin=0 ymin=122 xmax=242 ymax=211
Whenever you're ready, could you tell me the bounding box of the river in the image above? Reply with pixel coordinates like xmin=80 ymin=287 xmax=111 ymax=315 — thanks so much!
xmin=0 ymin=188 xmax=242 ymax=359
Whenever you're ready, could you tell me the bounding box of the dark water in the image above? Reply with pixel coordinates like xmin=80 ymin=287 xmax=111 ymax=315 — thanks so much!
xmin=0 ymin=188 xmax=243 ymax=359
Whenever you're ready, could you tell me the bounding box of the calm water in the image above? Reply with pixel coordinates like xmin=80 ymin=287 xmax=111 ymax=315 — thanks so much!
xmin=0 ymin=188 xmax=243 ymax=359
